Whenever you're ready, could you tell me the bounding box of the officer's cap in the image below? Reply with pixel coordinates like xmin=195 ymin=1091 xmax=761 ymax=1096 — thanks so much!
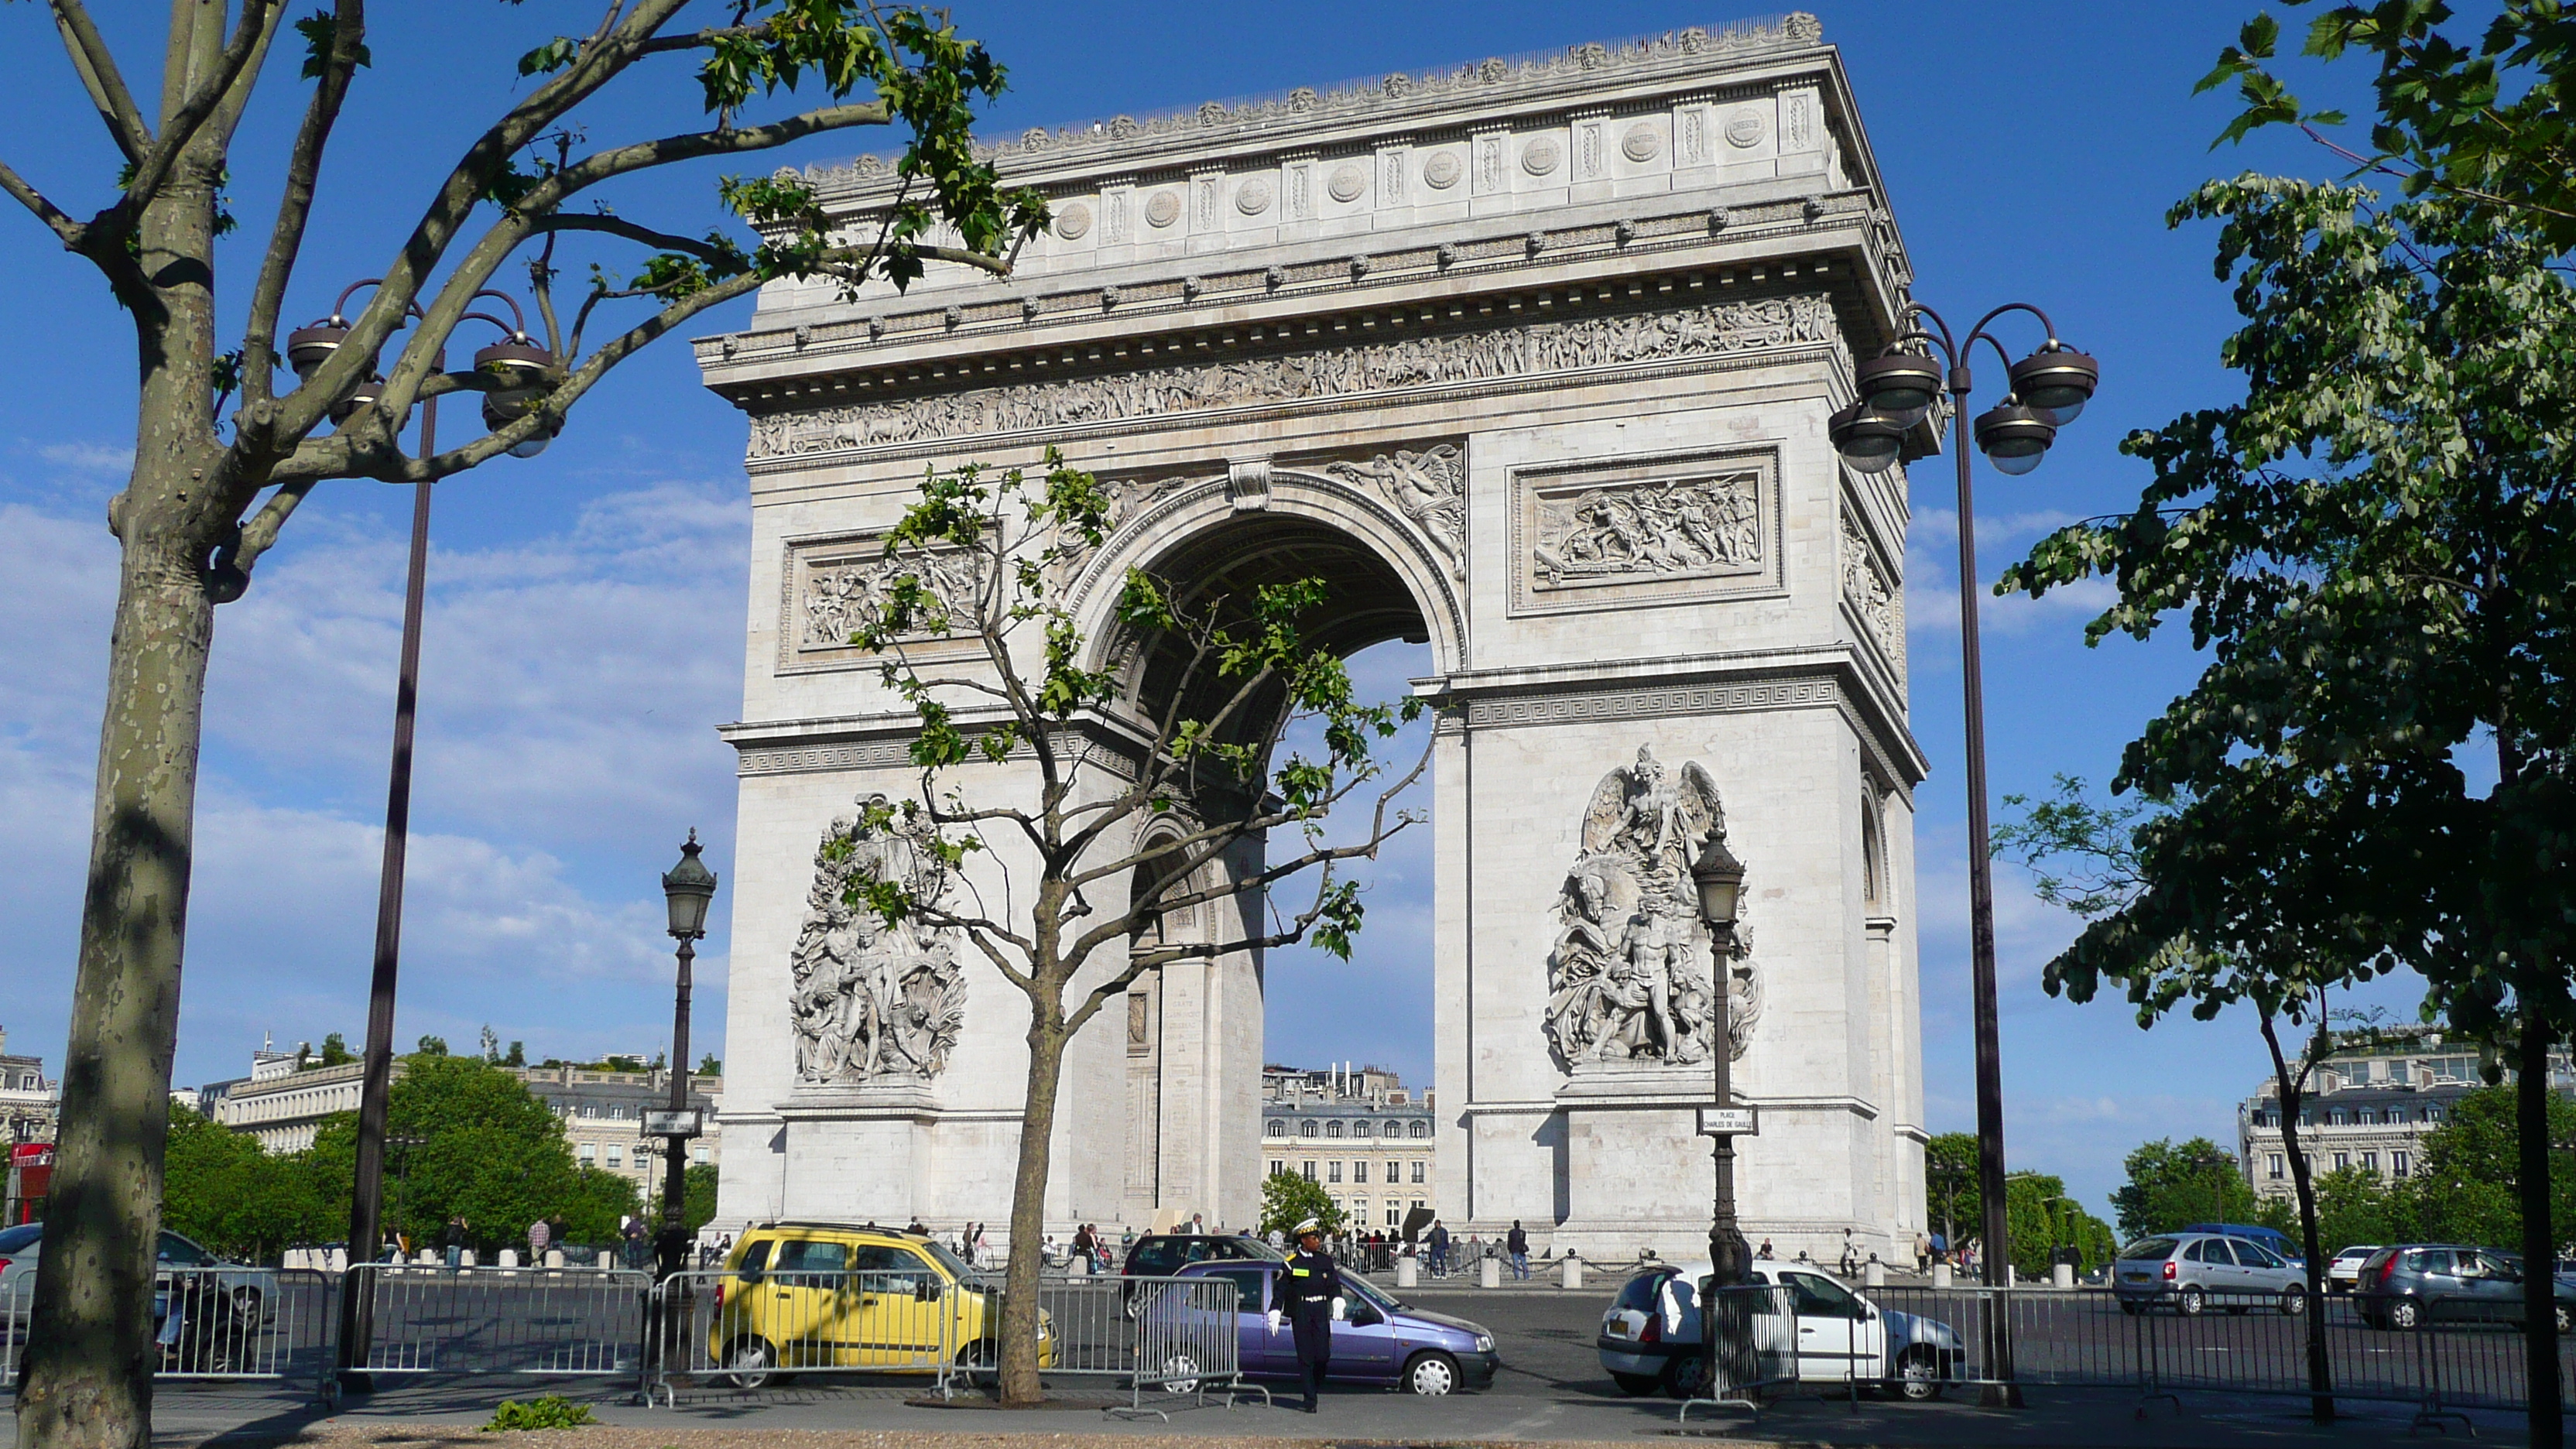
xmin=1292 ymin=1217 xmax=1322 ymax=1238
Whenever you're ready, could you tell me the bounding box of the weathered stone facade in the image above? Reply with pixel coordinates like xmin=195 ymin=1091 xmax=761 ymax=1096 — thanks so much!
xmin=698 ymin=14 xmax=1928 ymax=1261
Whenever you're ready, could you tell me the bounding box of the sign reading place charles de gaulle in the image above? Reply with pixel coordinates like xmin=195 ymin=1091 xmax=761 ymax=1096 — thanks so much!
xmin=1697 ymin=1106 xmax=1759 ymax=1138
xmin=642 ymin=1109 xmax=704 ymax=1139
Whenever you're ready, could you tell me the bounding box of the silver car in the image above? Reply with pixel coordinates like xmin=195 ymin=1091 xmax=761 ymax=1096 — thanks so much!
xmin=2113 ymin=1232 xmax=2306 ymax=1316
xmin=0 ymin=1224 xmax=276 ymax=1330
xmin=1597 ymin=1260 xmax=1961 ymax=1400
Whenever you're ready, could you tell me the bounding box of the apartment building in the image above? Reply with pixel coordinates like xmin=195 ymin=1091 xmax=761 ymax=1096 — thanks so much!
xmin=2237 ymin=1028 xmax=2575 ymax=1201
xmin=1261 ymin=1063 xmax=1435 ymax=1232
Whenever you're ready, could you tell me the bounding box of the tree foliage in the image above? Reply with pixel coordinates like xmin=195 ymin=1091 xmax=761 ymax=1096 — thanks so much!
xmin=1257 ymin=1171 xmax=1345 ymax=1241
xmin=2004 ymin=1172 xmax=2121 ymax=1277
xmin=159 ymin=1107 xmax=333 ymax=1262
xmin=2113 ymin=1137 xmax=2262 ymax=1239
xmin=844 ymin=453 xmax=1429 ymax=1402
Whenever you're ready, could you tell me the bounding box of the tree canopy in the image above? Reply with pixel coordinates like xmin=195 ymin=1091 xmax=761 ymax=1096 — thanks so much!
xmin=2112 ymin=1137 xmax=2261 ymax=1238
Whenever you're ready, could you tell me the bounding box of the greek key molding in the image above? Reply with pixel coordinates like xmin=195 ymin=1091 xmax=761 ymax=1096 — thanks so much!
xmin=1465 ymin=676 xmax=1836 ymax=730
xmin=738 ymin=740 xmax=921 ymax=777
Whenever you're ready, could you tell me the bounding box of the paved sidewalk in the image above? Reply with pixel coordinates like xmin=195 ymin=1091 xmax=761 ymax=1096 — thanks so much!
xmin=2 ymin=1379 xmax=2527 ymax=1449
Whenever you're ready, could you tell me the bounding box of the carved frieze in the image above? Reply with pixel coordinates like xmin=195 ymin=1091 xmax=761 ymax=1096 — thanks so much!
xmin=1510 ymin=447 xmax=1780 ymax=615
xmin=789 ymin=795 xmax=967 ymax=1086
xmin=1321 ymin=444 xmax=1466 ymax=579
xmin=1840 ymin=512 xmax=1904 ymax=683
xmin=1545 ymin=745 xmax=1758 ymax=1071
xmin=747 ymin=294 xmax=1838 ymax=460
xmin=790 ymin=540 xmax=978 ymax=654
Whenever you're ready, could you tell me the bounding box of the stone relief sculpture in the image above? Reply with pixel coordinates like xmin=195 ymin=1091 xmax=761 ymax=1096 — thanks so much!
xmin=745 ymin=295 xmax=1838 ymax=458
xmin=788 ymin=795 xmax=968 ymax=1084
xmin=1544 ymin=746 xmax=1759 ymax=1070
xmin=1322 ymin=444 xmax=1466 ymax=577
xmin=1530 ymin=471 xmax=1760 ymax=589
xmin=1839 ymin=514 xmax=1903 ymax=680
xmin=800 ymin=548 xmax=980 ymax=649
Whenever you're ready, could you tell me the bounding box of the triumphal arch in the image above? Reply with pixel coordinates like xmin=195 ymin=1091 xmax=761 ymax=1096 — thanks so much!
xmin=695 ymin=12 xmax=1929 ymax=1260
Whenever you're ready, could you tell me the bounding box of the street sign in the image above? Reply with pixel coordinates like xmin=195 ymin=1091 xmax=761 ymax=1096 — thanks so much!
xmin=1697 ymin=1106 xmax=1758 ymax=1137
xmin=642 ymin=1109 xmax=703 ymax=1139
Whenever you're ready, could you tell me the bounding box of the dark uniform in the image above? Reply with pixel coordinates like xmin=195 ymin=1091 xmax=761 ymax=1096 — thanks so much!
xmin=1281 ymin=1242 xmax=1343 ymax=1410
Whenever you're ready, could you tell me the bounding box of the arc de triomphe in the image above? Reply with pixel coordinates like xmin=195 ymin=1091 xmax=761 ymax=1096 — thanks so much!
xmin=695 ymin=13 xmax=1928 ymax=1261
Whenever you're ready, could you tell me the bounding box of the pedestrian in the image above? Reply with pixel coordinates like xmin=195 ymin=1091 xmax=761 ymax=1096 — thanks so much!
xmin=1840 ymin=1228 xmax=1859 ymax=1278
xmin=1190 ymin=1212 xmax=1204 ymax=1235
xmin=1073 ymin=1222 xmax=1094 ymax=1262
xmin=622 ymin=1215 xmax=648 ymax=1270
xmin=528 ymin=1215 xmax=550 ymax=1265
xmin=1270 ymin=1217 xmax=1343 ymax=1413
xmin=1427 ymin=1219 xmax=1450 ymax=1277
xmin=1757 ymin=1238 xmax=1774 ymax=1261
xmin=1916 ymin=1234 xmax=1930 ymax=1274
xmin=1506 ymin=1221 xmax=1530 ymax=1280
xmin=442 ymin=1214 xmax=468 ymax=1271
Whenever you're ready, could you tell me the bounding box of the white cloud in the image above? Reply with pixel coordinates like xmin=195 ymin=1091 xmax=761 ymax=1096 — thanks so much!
xmin=1904 ymin=505 xmax=2118 ymax=645
xmin=36 ymin=441 xmax=134 ymax=474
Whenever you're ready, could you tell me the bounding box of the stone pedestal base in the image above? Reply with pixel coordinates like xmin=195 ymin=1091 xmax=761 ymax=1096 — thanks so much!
xmin=777 ymin=1083 xmax=942 ymax=1222
xmin=1553 ymin=1066 xmax=1722 ymax=1260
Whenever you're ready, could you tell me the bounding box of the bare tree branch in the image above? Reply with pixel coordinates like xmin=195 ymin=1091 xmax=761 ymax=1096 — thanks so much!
xmin=0 ymin=157 xmax=86 ymax=248
xmin=238 ymin=0 xmax=366 ymax=422
xmin=48 ymin=0 xmax=151 ymax=163
xmin=116 ymin=0 xmax=286 ymax=213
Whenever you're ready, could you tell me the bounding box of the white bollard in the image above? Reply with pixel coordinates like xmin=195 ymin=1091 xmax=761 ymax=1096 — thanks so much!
xmin=2006 ymin=1265 xmax=2017 ymax=1287
xmin=598 ymin=1250 xmax=615 ymax=1269
xmin=1479 ymin=1255 xmax=1502 ymax=1289
xmin=1560 ymin=1256 xmax=1583 ymax=1291
xmin=461 ymin=1249 xmax=477 ymax=1267
xmin=2053 ymin=1262 xmax=2075 ymax=1290
xmin=1930 ymin=1262 xmax=1952 ymax=1289
xmin=498 ymin=1249 xmax=519 ymax=1268
xmin=1865 ymin=1260 xmax=1886 ymax=1288
xmin=1396 ymin=1255 xmax=1418 ymax=1289
xmin=418 ymin=1249 xmax=439 ymax=1266
xmin=327 ymin=1247 xmax=348 ymax=1274
xmin=1067 ymin=1253 xmax=1089 ymax=1276
xmin=545 ymin=1248 xmax=565 ymax=1269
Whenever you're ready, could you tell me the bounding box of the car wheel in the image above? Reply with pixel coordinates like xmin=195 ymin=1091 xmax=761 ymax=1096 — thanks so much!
xmin=1611 ymin=1370 xmax=1660 ymax=1396
xmin=1122 ymin=1288 xmax=1142 ymax=1321
xmin=2178 ymin=1286 xmax=2206 ymax=1317
xmin=721 ymin=1337 xmax=776 ymax=1389
xmin=229 ymin=1286 xmax=263 ymax=1327
xmin=1403 ymin=1351 xmax=1459 ymax=1396
xmin=2556 ymin=1305 xmax=2571 ymax=1335
xmin=1662 ymin=1351 xmax=1711 ymax=1401
xmin=2388 ymin=1298 xmax=2421 ymax=1331
xmin=1157 ymin=1353 xmax=1201 ymax=1394
xmin=1894 ymin=1346 xmax=1944 ymax=1402
xmin=2280 ymin=1287 xmax=2307 ymax=1317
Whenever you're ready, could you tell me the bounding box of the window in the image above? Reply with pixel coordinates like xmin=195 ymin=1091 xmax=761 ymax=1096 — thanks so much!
xmin=1352 ymin=1121 xmax=1372 ymax=1137
xmin=1387 ymin=1207 xmax=1400 ymax=1227
xmin=1269 ymin=1160 xmax=1284 ymax=1177
xmin=1208 ymin=1266 xmax=1269 ymax=1314
xmin=1300 ymin=1122 xmax=1318 ymax=1139
xmin=694 ymin=1146 xmax=711 ymax=1164
xmin=1328 ymin=1161 xmax=1343 ymax=1183
xmin=2268 ymin=1153 xmax=2285 ymax=1180
xmin=606 ymin=1145 xmax=622 ymax=1168
xmin=1266 ymin=1120 xmax=1285 ymax=1139
xmin=1301 ymin=1160 xmax=1315 ymax=1180
xmin=2328 ymin=1108 xmax=2347 ymax=1125
xmin=579 ymin=1143 xmax=597 ymax=1163
xmin=2393 ymin=1150 xmax=2410 ymax=1178
xmin=1353 ymin=1160 xmax=1368 ymax=1184
xmin=1412 ymin=1161 xmax=1425 ymax=1184
xmin=2333 ymin=1151 xmax=2350 ymax=1170
xmin=1410 ymin=1122 xmax=1429 ymax=1139
xmin=2426 ymin=1106 xmax=2444 ymax=1123
xmin=2362 ymin=1151 xmax=2379 ymax=1173
xmin=1326 ymin=1121 xmax=1344 ymax=1139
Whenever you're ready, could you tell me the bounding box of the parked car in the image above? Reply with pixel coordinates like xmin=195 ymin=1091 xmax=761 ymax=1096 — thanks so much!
xmin=1119 ymin=1233 xmax=1281 ymax=1317
xmin=1595 ymin=1261 xmax=1962 ymax=1401
xmin=2112 ymin=1233 xmax=2306 ymax=1316
xmin=0 ymin=1223 xmax=275 ymax=1330
xmin=2178 ymin=1221 xmax=2305 ymax=1268
xmin=2326 ymin=1245 xmax=2381 ymax=1293
xmin=705 ymin=1220 xmax=1050 ymax=1386
xmin=2351 ymin=1245 xmax=2576 ymax=1331
xmin=1167 ymin=1256 xmax=1498 ymax=1395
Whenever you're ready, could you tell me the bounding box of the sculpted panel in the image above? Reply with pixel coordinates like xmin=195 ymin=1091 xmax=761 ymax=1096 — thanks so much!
xmin=796 ymin=544 xmax=979 ymax=651
xmin=1840 ymin=513 xmax=1904 ymax=682
xmin=1530 ymin=470 xmax=1759 ymax=591
xmin=1321 ymin=444 xmax=1465 ymax=578
xmin=745 ymin=294 xmax=1838 ymax=458
xmin=1546 ymin=747 xmax=1759 ymax=1070
xmin=789 ymin=795 xmax=967 ymax=1085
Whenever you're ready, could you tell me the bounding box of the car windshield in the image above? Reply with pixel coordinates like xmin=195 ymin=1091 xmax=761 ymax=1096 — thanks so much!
xmin=920 ymin=1238 xmax=978 ymax=1281
xmin=2120 ymin=1238 xmax=2180 ymax=1262
xmin=0 ymin=1225 xmax=39 ymax=1255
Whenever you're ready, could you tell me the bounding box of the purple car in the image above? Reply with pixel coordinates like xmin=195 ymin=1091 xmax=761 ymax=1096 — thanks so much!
xmin=1170 ymin=1258 xmax=1500 ymax=1395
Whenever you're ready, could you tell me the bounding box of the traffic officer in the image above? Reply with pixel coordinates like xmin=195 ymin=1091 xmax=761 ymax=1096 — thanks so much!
xmin=1273 ymin=1217 xmax=1344 ymax=1412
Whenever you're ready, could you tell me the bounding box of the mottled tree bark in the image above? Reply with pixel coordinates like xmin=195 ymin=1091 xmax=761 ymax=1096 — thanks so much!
xmin=996 ymin=1012 xmax=1067 ymax=1404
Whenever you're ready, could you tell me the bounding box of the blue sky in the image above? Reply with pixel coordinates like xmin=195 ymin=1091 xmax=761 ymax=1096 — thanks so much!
xmin=0 ymin=2 xmax=2426 ymax=1221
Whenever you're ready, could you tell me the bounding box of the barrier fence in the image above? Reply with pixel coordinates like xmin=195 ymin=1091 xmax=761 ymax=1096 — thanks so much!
xmin=1676 ymin=1283 xmax=1800 ymax=1425
xmin=339 ymin=1262 xmax=651 ymax=1387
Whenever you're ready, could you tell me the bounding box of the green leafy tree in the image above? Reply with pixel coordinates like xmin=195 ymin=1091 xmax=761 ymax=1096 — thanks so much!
xmin=2114 ymin=1139 xmax=2259 ymax=1238
xmin=2311 ymin=1165 xmax=2408 ymax=1255
xmin=2002 ymin=178 xmax=2576 ymax=1438
xmin=2005 ymin=1173 xmax=2120 ymax=1278
xmin=2405 ymin=1085 xmax=2576 ymax=1252
xmin=5 ymin=7 xmax=1041 ymax=1447
xmin=683 ymin=1163 xmax=719 ymax=1235
xmin=415 ymin=1035 xmax=450 ymax=1057
xmin=1923 ymin=1132 xmax=1982 ymax=1255
xmin=697 ymin=1054 xmax=721 ymax=1077
xmin=1258 ymin=1171 xmax=1346 ymax=1241
xmin=159 ymin=1106 xmax=333 ymax=1263
xmin=504 ymin=1042 xmax=526 ymax=1069
xmin=309 ymin=1052 xmax=593 ymax=1258
xmin=844 ymin=454 xmax=1427 ymax=1402
xmin=2199 ymin=5 xmax=2576 ymax=248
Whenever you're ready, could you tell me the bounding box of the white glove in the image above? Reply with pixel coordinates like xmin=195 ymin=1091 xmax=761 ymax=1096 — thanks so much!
xmin=1331 ymin=1297 xmax=1347 ymax=1322
xmin=1265 ymin=1310 xmax=1282 ymax=1335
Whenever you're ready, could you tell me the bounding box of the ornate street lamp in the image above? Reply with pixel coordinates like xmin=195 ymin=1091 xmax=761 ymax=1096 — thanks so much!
xmin=654 ymin=832 xmax=718 ymax=1279
xmin=1691 ymin=831 xmax=1749 ymax=1399
xmin=1830 ymin=302 xmax=2102 ymax=1406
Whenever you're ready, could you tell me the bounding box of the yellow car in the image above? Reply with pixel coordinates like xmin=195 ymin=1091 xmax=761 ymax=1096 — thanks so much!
xmin=705 ymin=1221 xmax=1053 ymax=1384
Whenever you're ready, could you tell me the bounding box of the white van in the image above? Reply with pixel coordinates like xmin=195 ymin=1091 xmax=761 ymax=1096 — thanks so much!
xmin=1595 ymin=1260 xmax=1961 ymax=1400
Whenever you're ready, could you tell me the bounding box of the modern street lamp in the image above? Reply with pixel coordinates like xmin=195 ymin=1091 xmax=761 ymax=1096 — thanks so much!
xmin=1831 ymin=301 xmax=2101 ymax=1406
xmin=312 ymin=279 xmax=557 ymax=1386
xmin=655 ymin=832 xmax=718 ymax=1279
xmin=1691 ymin=831 xmax=1749 ymax=1399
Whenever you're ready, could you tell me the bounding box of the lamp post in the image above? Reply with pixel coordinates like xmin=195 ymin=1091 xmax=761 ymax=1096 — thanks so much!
xmin=1691 ymin=831 xmax=1749 ymax=1399
xmin=656 ymin=832 xmax=718 ymax=1279
xmin=1830 ymin=302 xmax=2100 ymax=1406
xmin=303 ymin=280 xmax=557 ymax=1386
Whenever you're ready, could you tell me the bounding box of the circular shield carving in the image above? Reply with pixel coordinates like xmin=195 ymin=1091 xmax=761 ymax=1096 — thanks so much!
xmin=1521 ymin=136 xmax=1561 ymax=176
xmin=1725 ymin=111 xmax=1766 ymax=149
xmin=1421 ymin=152 xmax=1463 ymax=190
xmin=1053 ymin=202 xmax=1092 ymax=240
xmin=1622 ymin=125 xmax=1663 ymax=163
xmin=1235 ymin=176 xmax=1274 ymax=215
xmin=1327 ymin=164 xmax=1367 ymax=204
xmin=1144 ymin=190 xmax=1180 ymax=228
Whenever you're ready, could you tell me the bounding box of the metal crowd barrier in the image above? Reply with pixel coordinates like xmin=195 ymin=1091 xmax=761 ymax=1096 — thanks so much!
xmin=336 ymin=1262 xmax=649 ymax=1392
xmin=647 ymin=1267 xmax=970 ymax=1400
xmin=1867 ymin=1283 xmax=2576 ymax=1423
xmin=1676 ymin=1282 xmax=1800 ymax=1425
xmin=2 ymin=1266 xmax=336 ymax=1389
